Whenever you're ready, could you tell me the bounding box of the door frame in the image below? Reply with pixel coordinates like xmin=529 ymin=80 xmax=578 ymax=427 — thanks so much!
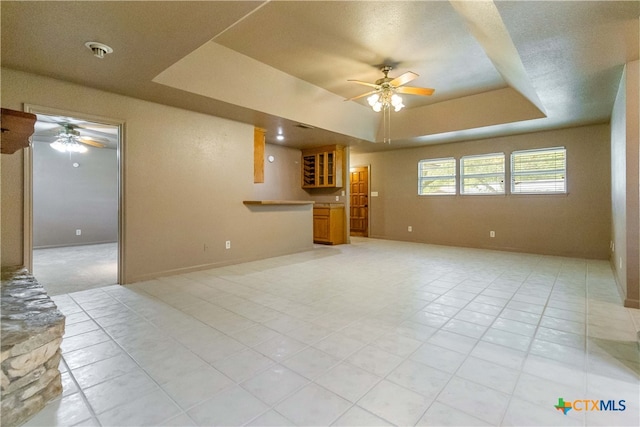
xmin=23 ymin=104 xmax=125 ymax=285
xmin=349 ymin=164 xmax=371 ymax=238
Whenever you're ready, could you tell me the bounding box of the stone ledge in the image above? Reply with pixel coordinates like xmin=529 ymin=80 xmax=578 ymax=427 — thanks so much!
xmin=1 ymin=267 xmax=65 ymax=427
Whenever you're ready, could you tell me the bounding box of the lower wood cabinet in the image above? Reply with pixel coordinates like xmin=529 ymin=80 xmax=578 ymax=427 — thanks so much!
xmin=313 ymin=205 xmax=344 ymax=245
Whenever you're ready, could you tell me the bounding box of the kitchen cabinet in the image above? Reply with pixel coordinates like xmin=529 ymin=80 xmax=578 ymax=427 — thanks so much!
xmin=313 ymin=204 xmax=344 ymax=245
xmin=302 ymin=145 xmax=343 ymax=188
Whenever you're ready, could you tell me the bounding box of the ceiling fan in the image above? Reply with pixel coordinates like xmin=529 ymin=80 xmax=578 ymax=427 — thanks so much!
xmin=33 ymin=116 xmax=116 ymax=153
xmin=46 ymin=123 xmax=106 ymax=153
xmin=56 ymin=123 xmax=107 ymax=147
xmin=346 ymin=66 xmax=435 ymax=112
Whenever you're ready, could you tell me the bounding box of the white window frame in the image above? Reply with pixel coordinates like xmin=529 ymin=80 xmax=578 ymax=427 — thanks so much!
xmin=460 ymin=153 xmax=505 ymax=195
xmin=511 ymin=147 xmax=567 ymax=194
xmin=418 ymin=157 xmax=457 ymax=195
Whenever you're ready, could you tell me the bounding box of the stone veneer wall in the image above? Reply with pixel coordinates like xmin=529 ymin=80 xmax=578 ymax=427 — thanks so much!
xmin=1 ymin=267 xmax=65 ymax=427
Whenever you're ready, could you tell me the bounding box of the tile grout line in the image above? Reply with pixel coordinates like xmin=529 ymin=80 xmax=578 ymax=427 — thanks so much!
xmin=494 ymin=255 xmax=565 ymax=427
xmin=42 ymin=241 xmax=633 ymax=427
xmin=65 ymin=289 xmax=201 ymax=425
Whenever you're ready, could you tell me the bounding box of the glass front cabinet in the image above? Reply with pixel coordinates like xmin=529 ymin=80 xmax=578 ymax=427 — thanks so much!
xmin=301 ymin=145 xmax=344 ymax=189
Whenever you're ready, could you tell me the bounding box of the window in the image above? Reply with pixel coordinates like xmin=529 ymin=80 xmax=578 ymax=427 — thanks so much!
xmin=418 ymin=157 xmax=456 ymax=195
xmin=460 ymin=153 xmax=505 ymax=194
xmin=511 ymin=147 xmax=566 ymax=194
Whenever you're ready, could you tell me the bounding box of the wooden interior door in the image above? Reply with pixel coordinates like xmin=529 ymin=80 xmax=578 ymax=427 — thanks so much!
xmin=350 ymin=167 xmax=368 ymax=237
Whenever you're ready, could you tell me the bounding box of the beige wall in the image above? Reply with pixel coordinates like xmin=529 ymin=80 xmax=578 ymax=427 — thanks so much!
xmin=1 ymin=68 xmax=313 ymax=283
xmin=252 ymin=144 xmax=309 ymax=202
xmin=1 ymin=149 xmax=24 ymax=266
xmin=251 ymin=143 xmax=348 ymax=205
xmin=611 ymin=61 xmax=640 ymax=308
xmin=352 ymin=125 xmax=611 ymax=259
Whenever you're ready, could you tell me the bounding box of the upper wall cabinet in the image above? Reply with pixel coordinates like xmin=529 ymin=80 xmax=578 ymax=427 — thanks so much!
xmin=301 ymin=145 xmax=344 ymax=189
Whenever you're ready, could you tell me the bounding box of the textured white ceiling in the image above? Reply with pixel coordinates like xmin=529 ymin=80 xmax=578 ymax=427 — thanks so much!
xmin=214 ymin=1 xmax=507 ymax=108
xmin=2 ymin=1 xmax=638 ymax=152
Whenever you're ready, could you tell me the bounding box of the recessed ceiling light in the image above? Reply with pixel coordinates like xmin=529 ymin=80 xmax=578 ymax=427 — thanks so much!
xmin=276 ymin=135 xmax=285 ymax=141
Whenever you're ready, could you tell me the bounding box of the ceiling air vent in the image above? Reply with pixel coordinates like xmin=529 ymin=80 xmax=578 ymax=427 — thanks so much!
xmin=85 ymin=42 xmax=113 ymax=59
xmin=295 ymin=123 xmax=315 ymax=130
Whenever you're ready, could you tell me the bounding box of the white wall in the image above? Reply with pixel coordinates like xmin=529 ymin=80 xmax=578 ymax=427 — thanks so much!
xmin=33 ymin=142 xmax=118 ymax=248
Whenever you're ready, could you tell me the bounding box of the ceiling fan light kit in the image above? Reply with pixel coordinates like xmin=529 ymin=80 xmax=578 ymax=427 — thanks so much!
xmin=50 ymin=135 xmax=88 ymax=153
xmin=367 ymin=92 xmax=405 ymax=112
xmin=50 ymin=124 xmax=87 ymax=153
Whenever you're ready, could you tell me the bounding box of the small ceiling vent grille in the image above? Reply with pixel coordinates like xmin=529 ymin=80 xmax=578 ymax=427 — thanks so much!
xmin=295 ymin=123 xmax=315 ymax=130
xmin=84 ymin=42 xmax=113 ymax=59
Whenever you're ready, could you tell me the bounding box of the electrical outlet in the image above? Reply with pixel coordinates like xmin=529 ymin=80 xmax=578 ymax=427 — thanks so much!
xmin=225 ymin=241 xmax=231 ymax=250
xmin=76 ymin=229 xmax=82 ymax=236
xmin=408 ymin=226 xmax=412 ymax=232
xmin=335 ymin=196 xmax=339 ymax=201
xmin=490 ymin=231 xmax=495 ymax=238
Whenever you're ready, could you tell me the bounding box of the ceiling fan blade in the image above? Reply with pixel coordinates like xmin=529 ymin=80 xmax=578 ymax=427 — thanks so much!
xmin=77 ymin=123 xmax=119 ymax=134
xmin=34 ymin=122 xmax=62 ymax=132
xmin=347 ymin=79 xmax=380 ymax=89
xmin=390 ymin=71 xmax=419 ymax=87
xmin=345 ymin=90 xmax=379 ymax=102
xmin=78 ymin=137 xmax=106 ymax=148
xmin=78 ymin=128 xmax=114 ymax=141
xmin=396 ymin=86 xmax=435 ymax=96
xmin=36 ymin=128 xmax=63 ymax=137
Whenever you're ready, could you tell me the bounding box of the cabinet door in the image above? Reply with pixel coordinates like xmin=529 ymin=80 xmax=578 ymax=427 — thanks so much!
xmin=328 ymin=207 xmax=345 ymax=244
xmin=326 ymin=151 xmax=335 ymax=186
xmin=317 ymin=153 xmax=326 ymax=186
xmin=313 ymin=214 xmax=330 ymax=242
xmin=317 ymin=151 xmax=337 ymax=187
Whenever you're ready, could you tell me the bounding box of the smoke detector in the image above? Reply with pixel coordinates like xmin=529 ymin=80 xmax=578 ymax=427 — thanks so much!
xmin=84 ymin=42 xmax=113 ymax=59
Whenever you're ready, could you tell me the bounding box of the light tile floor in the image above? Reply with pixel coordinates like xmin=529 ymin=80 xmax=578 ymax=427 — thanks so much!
xmin=24 ymin=238 xmax=639 ymax=426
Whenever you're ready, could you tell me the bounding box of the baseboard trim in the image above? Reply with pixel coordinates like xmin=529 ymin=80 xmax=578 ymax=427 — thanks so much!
xmin=122 ymin=245 xmax=314 ymax=284
xmin=34 ymin=241 xmax=117 ymax=250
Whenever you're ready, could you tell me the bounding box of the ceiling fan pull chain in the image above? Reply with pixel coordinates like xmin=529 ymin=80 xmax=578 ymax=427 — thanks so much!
xmin=387 ymin=107 xmax=391 ymax=144
xmin=383 ymin=105 xmax=391 ymax=144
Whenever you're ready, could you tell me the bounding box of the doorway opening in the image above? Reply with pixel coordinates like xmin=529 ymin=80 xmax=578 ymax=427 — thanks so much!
xmin=27 ymin=108 xmax=122 ymax=295
xmin=350 ymin=166 xmax=369 ymax=237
